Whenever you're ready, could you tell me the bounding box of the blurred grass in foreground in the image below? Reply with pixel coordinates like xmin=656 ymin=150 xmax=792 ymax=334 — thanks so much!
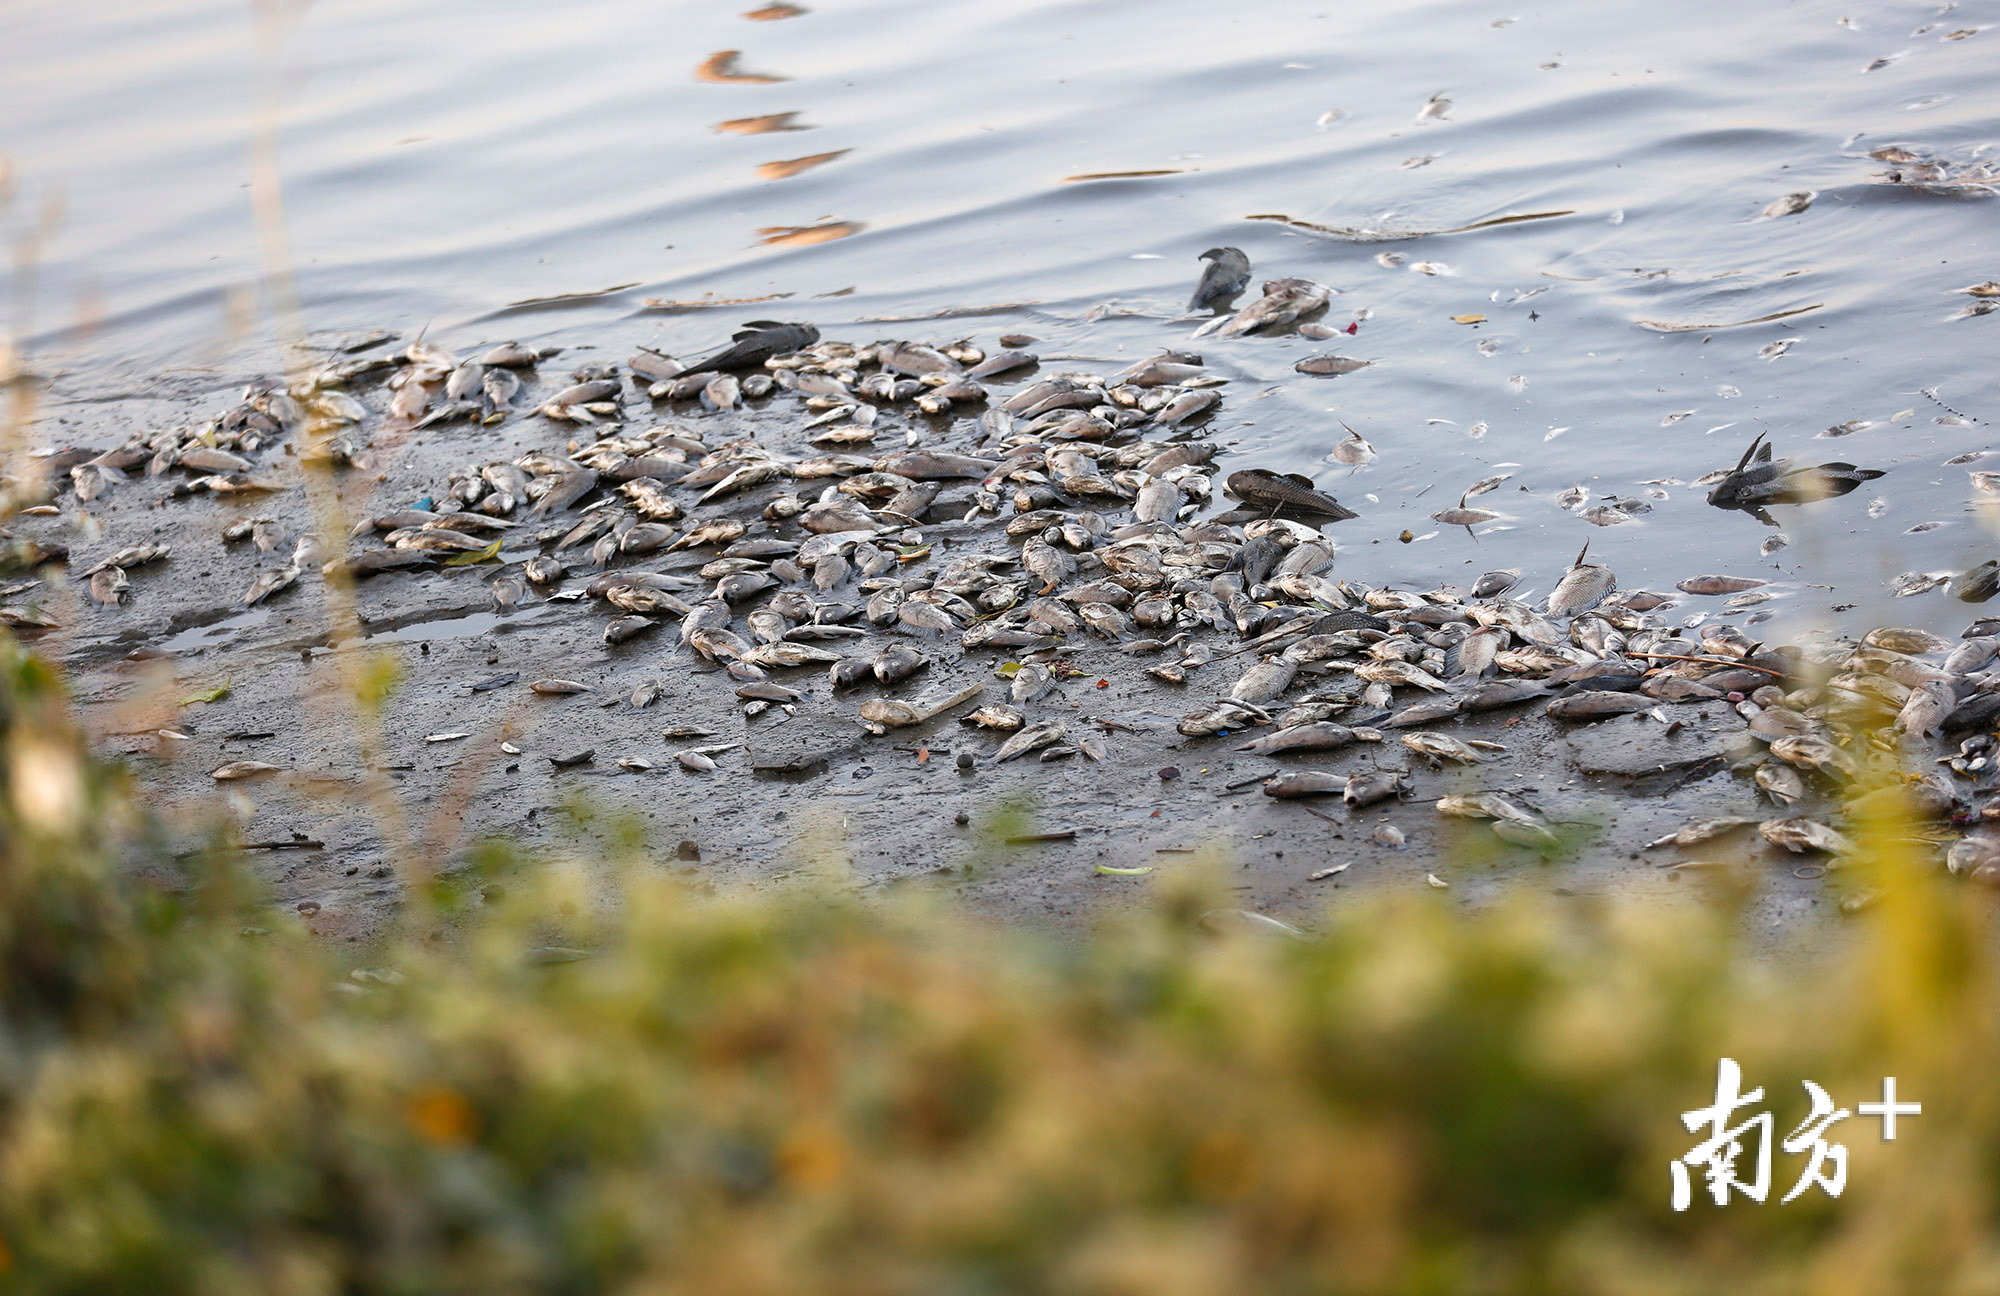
xmin=0 ymin=633 xmax=1995 ymax=1296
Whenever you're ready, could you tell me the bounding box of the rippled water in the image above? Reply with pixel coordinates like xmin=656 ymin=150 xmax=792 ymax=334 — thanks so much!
xmin=6 ymin=0 xmax=2000 ymax=637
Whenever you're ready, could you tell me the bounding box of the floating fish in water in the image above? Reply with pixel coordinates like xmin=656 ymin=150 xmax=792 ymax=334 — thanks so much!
xmin=1759 ymin=191 xmax=1815 ymax=219
xmin=1954 ymin=561 xmax=2000 ymax=603
xmin=1706 ymin=434 xmax=1884 ymax=522
xmin=1203 ymin=278 xmax=1332 ymax=338
xmin=1187 ymin=246 xmax=1251 ymax=312
xmin=1432 ymin=492 xmax=1504 ymax=527
xmin=1294 ymin=354 xmax=1371 ymax=377
xmin=1677 ymin=574 xmax=1767 ymax=595
xmin=1415 ymin=90 xmax=1451 ymax=122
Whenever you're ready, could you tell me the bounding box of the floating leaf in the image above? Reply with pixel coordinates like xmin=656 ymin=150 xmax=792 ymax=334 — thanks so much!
xmin=182 ymin=682 xmax=231 ymax=705
xmin=1452 ymin=314 xmax=1487 ymax=325
xmin=1094 ymin=865 xmax=1155 ymax=877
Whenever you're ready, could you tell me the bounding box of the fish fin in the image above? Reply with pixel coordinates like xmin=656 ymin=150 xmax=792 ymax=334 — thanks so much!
xmin=1282 ymin=473 xmax=1316 ymax=488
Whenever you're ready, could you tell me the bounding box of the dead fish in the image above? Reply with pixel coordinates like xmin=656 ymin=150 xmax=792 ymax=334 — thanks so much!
xmin=873 ymin=642 xmax=929 ymax=684
xmin=963 ymin=703 xmax=1026 ymax=731
xmin=603 ymin=615 xmax=660 ymax=645
xmin=1759 ymin=816 xmax=1855 ymax=855
xmin=1546 ymin=544 xmax=1615 ymax=617
xmin=1208 ymin=277 xmax=1332 ymax=337
xmin=1344 ymin=769 xmax=1412 ymax=807
xmin=528 ymin=467 xmax=599 ymax=518
xmin=243 ymin=565 xmax=300 ymax=607
xmin=1954 ymin=561 xmax=2000 ymax=603
xmin=1354 ymin=660 xmax=1449 ymax=693
xmin=1295 ymin=354 xmax=1372 ymax=377
xmin=88 ymin=567 xmax=130 ymax=605
xmin=1769 ymin=734 xmax=1857 ymax=781
xmin=1177 ymin=699 xmax=1271 ymax=737
xmin=1403 ymin=732 xmax=1497 ymax=764
xmin=1546 ymin=691 xmax=1654 ymax=722
xmin=1224 ymin=469 xmax=1357 ymax=521
xmin=1472 ymin=569 xmax=1520 ymax=598
xmin=1415 ymin=89 xmax=1451 ymax=122
xmin=1758 ymin=191 xmax=1815 ymax=219
xmin=858 ymin=681 xmax=984 ymax=732
xmin=1152 ymin=388 xmax=1221 ymax=428
xmin=1676 ymin=574 xmax=1768 ymax=595
xmin=994 ymin=723 xmax=1065 ymax=762
xmin=1330 ymin=426 xmax=1377 ymax=467
xmin=1262 ymin=770 xmax=1347 ymax=798
xmin=210 ymin=760 xmax=280 ymax=780
xmin=741 ymin=642 xmax=843 ymax=668
xmin=1862 ymin=626 xmax=1949 ymax=654
xmin=1645 ymin=818 xmax=1759 ymax=849
xmin=1189 ymin=246 xmax=1252 ymax=312
xmin=1010 ymin=661 xmax=1054 ymax=704
xmin=1235 ymin=722 xmax=1357 ymax=754
xmin=1458 ymin=679 xmax=1548 ymax=711
xmin=530 ymin=679 xmax=593 ymax=695
xmin=1385 ymin=696 xmax=1461 ymax=727
xmin=1707 ymin=433 xmax=1884 ymax=513
xmin=630 ymin=679 xmax=663 ymax=708
xmin=1436 ymin=792 xmax=1541 ymax=825
xmin=1230 ymin=657 xmax=1298 ymax=704
xmin=1432 ymin=493 xmax=1504 ymax=527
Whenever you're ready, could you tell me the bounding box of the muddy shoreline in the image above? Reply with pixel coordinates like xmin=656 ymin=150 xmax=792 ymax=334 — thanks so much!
xmin=15 ymin=317 xmax=1898 ymax=947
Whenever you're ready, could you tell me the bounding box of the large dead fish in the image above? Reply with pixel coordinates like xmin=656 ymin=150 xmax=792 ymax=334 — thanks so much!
xmin=672 ymin=321 xmax=820 ymax=378
xmin=1223 ymin=469 xmax=1358 ymax=521
xmin=1188 ymin=246 xmax=1252 ymax=312
xmin=1204 ymin=277 xmax=1332 ymax=337
xmin=1707 ymin=433 xmax=1885 ymax=522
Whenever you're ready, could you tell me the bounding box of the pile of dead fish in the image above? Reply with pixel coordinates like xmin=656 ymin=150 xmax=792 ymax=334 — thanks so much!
xmin=15 ymin=269 xmax=2000 ymax=890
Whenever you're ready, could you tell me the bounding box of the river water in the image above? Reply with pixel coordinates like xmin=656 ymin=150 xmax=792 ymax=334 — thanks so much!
xmin=5 ymin=0 xmax=1999 ymax=639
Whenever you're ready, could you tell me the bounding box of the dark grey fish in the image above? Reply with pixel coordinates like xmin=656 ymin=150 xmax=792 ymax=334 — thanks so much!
xmin=1954 ymin=561 xmax=2000 ymax=604
xmin=1224 ymin=469 xmax=1358 ymax=521
xmin=1188 ymin=246 xmax=1252 ymax=312
xmin=529 ymin=468 xmax=599 ymax=519
xmin=1261 ymin=770 xmax=1345 ymax=798
xmin=672 ymin=321 xmax=820 ymax=378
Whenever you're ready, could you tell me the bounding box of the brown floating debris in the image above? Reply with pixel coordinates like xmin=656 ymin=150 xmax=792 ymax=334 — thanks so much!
xmin=758 ymin=222 xmax=863 ymax=246
xmin=715 ymin=112 xmax=809 ymax=134
xmin=1062 ymin=169 xmax=1189 ymax=182
xmin=757 ymin=150 xmax=852 ymax=180
xmin=695 ymin=50 xmax=786 ymax=83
